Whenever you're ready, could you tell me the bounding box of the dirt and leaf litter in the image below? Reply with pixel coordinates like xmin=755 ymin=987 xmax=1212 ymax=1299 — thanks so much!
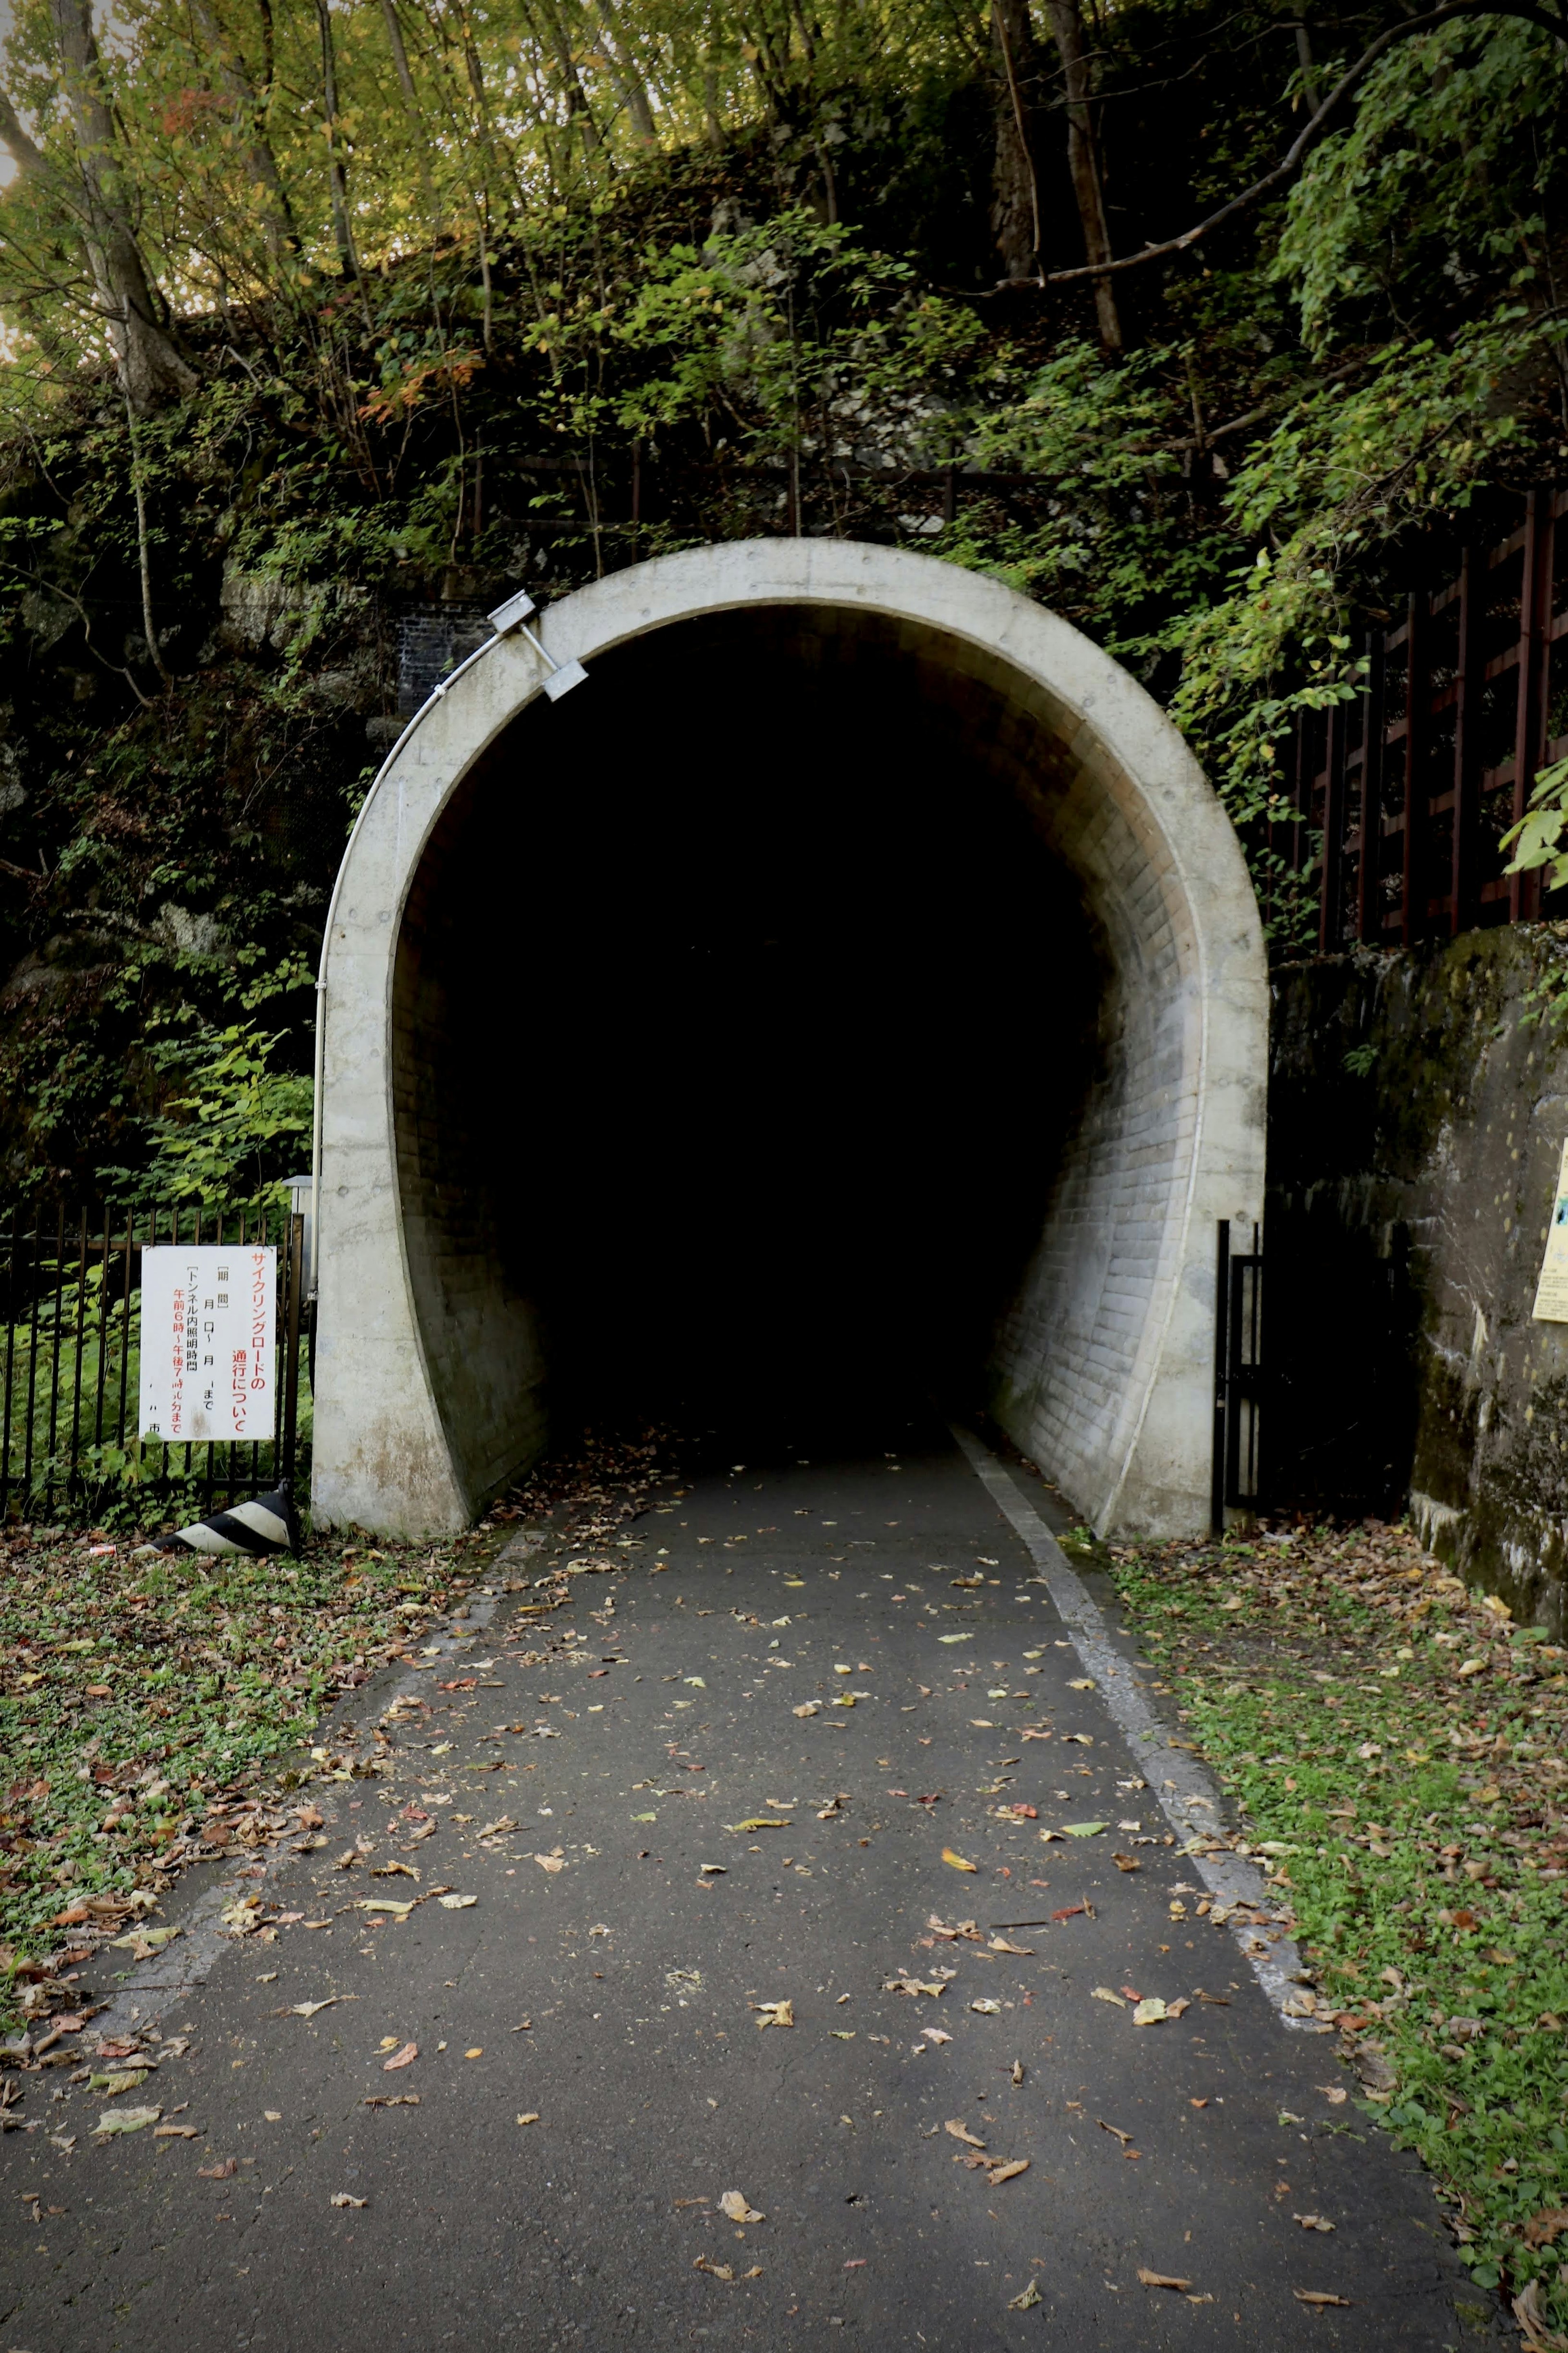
xmin=1109 ymin=1512 xmax=1568 ymax=2338
xmin=1 ymin=1431 xmax=663 ymax=2052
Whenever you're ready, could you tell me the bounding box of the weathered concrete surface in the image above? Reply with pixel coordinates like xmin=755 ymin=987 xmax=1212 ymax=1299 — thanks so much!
xmin=0 ymin=1430 xmax=1497 ymax=2350
xmin=1269 ymin=924 xmax=1568 ymax=1627
xmin=312 ymin=542 xmax=1267 ymax=1542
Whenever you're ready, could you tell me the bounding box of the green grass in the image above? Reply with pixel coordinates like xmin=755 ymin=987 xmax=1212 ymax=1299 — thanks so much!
xmin=1109 ymin=1519 xmax=1568 ymax=2332
xmin=0 ymin=1522 xmax=463 ymax=2012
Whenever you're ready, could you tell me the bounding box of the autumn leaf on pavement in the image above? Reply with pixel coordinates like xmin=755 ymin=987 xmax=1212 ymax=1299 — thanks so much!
xmin=719 ymin=2190 xmax=764 ymax=2223
xmin=381 ymin=2042 xmax=418 ymax=2072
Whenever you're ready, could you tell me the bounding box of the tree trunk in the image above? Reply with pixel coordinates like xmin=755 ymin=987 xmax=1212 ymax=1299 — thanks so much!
xmin=989 ymin=0 xmax=1042 ymax=284
xmin=377 ymin=0 xmax=443 ymax=234
xmin=597 ymin=2 xmax=657 ymax=145
xmin=187 ymin=0 xmax=298 ymax=270
xmin=313 ymin=0 xmax=367 ymax=295
xmin=1040 ymin=0 xmax=1123 ymax=349
xmin=47 ymin=0 xmax=198 ymax=411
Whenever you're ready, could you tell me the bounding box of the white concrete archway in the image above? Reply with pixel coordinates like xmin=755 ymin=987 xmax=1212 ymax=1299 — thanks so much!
xmin=310 ymin=540 xmax=1266 ymax=1539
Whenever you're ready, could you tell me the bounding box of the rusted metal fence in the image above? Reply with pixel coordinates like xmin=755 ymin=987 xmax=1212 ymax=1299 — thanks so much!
xmin=1265 ymin=486 xmax=1568 ymax=951
xmin=0 ymin=1202 xmax=307 ymax=1520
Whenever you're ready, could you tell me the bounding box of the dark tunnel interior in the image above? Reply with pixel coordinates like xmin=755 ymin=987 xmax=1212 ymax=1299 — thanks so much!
xmin=394 ymin=606 xmax=1109 ymax=1460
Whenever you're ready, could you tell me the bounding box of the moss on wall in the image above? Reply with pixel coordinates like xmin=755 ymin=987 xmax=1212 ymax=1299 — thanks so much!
xmin=1270 ymin=924 xmax=1568 ymax=1629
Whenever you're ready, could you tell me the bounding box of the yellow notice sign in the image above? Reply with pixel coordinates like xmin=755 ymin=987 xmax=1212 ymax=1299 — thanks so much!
xmin=1533 ymin=1138 xmax=1568 ymax=1321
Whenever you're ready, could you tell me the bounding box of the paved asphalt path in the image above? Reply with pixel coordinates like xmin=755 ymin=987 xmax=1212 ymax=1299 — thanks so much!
xmin=2 ymin=1426 xmax=1501 ymax=2349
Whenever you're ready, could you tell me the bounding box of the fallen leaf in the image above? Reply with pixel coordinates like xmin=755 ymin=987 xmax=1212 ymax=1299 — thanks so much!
xmin=923 ymin=2027 xmax=952 ymax=2045
xmin=942 ymin=1849 xmax=978 ymax=1872
xmin=1112 ymin=1854 xmax=1141 ymax=1873
xmin=1524 ymin=2208 xmax=1568 ymax=2249
xmin=751 ymin=2001 xmax=793 ymax=2029
xmin=198 ymin=2157 xmax=238 ymax=2178
xmin=1295 ymin=2215 xmax=1336 ymax=2233
xmin=107 ymin=1925 xmax=180 ymax=1955
xmin=382 ymin=2042 xmax=418 ymax=2072
xmin=354 ymin=1899 xmax=414 ymax=1917
xmin=970 ymin=1998 xmax=1002 ymax=2015
xmin=720 ymin=2190 xmax=764 ymax=2223
xmin=987 ymin=2159 xmax=1029 ymax=2184
xmin=290 ymin=2000 xmax=339 ymax=2018
xmin=478 ymin=1817 xmax=518 ymax=1839
xmin=945 ymin=2119 xmax=987 ymax=2148
xmin=533 ymin=1853 xmax=566 ymax=1873
xmin=1099 ymin=2121 xmax=1134 ymax=2146
xmin=438 ymin=1894 xmax=477 ymax=1910
xmin=1067 ymin=1678 xmax=1095 ymax=1691
xmin=516 ymin=2112 xmax=540 ymax=2126
xmin=793 ymin=1704 xmax=821 ymax=1717
xmin=1293 ymin=2291 xmax=1351 ymax=2307
xmin=989 ymin=1938 xmax=1034 ymax=1956
xmin=938 ymin=1634 xmax=973 ymax=1644
xmin=464 ymin=2048 xmax=483 ymax=2059
xmin=1008 ymin=2282 xmax=1042 ymax=2310
xmin=1091 ymin=1987 xmax=1127 ymax=2008
xmin=1137 ymin=2269 xmax=1192 ymax=2291
xmin=362 ymin=2095 xmax=420 ymax=2108
xmin=1133 ymin=1998 xmax=1169 ymax=2026
xmin=1062 ymin=1822 xmax=1106 ymax=1838
xmin=331 ymin=2192 xmax=368 ymax=2209
xmin=152 ymin=2123 xmax=200 ymax=2139
xmin=1011 ymin=2060 xmax=1025 ymax=2086
xmin=371 ymin=1861 xmax=420 ymax=1880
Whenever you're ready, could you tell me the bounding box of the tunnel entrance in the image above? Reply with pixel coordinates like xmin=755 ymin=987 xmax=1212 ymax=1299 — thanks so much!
xmin=399 ymin=606 xmax=1105 ymax=1452
xmin=313 ymin=542 xmax=1266 ymax=1540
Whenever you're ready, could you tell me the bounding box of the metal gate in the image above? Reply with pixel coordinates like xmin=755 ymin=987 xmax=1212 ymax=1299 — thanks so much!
xmin=1212 ymin=1220 xmax=1263 ymax=1533
xmin=0 ymin=1201 xmax=307 ymax=1520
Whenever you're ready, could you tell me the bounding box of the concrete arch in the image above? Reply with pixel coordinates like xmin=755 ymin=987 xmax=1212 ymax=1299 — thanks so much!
xmin=310 ymin=539 xmax=1266 ymax=1538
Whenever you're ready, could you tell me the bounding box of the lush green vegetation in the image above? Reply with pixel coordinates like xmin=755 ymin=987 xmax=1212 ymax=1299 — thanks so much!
xmin=1108 ymin=1519 xmax=1568 ymax=2341
xmin=0 ymin=0 xmax=1566 ymax=1182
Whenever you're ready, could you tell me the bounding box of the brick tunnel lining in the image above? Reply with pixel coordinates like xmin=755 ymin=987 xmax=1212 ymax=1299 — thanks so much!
xmin=391 ymin=602 xmax=1196 ymax=1516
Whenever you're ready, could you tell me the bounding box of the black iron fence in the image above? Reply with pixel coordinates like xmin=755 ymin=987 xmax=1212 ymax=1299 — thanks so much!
xmin=0 ymin=1202 xmax=308 ymax=1521
xmin=1212 ymin=1219 xmax=1263 ymax=1531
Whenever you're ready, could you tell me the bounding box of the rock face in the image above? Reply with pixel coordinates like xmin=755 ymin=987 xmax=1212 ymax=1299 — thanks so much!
xmin=1268 ymin=925 xmax=1568 ymax=1630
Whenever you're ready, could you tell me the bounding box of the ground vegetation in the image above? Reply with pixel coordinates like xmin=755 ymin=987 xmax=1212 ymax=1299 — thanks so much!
xmin=1109 ymin=1517 xmax=1568 ymax=2346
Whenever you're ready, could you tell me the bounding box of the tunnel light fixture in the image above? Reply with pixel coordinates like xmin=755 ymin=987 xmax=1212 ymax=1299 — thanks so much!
xmin=488 ymin=588 xmax=589 ymax=702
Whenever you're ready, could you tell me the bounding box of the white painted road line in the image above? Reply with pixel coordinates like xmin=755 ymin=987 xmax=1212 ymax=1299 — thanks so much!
xmin=951 ymin=1423 xmax=1326 ymax=2032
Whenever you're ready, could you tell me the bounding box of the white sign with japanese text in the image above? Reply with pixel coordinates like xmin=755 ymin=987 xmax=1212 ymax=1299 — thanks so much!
xmin=138 ymin=1245 xmax=276 ymax=1441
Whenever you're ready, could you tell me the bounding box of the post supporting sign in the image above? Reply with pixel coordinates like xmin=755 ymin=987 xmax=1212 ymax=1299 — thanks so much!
xmin=139 ymin=1245 xmax=277 ymax=1442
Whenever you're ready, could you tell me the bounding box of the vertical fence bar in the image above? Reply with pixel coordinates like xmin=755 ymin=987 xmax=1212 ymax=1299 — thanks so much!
xmin=208 ymin=1209 xmax=223 ymax=1515
xmin=67 ymin=1209 xmax=88 ymax=1504
xmin=1357 ymin=628 xmax=1386 ymax=942
xmin=1211 ymin=1221 xmax=1231 ymax=1540
xmin=21 ymin=1211 xmax=40 ymax=1508
xmin=1400 ymin=592 xmax=1428 ymax=948
xmin=1511 ymin=488 xmax=1551 ymax=923
xmin=282 ymin=1211 xmax=304 ymax=1500
xmin=1451 ymin=546 xmax=1483 ymax=935
xmin=43 ymin=1202 xmax=66 ymax=1517
xmin=184 ymin=1204 xmax=196 ymax=1495
xmin=0 ymin=1208 xmax=15 ymax=1520
xmin=1319 ymin=698 xmax=1345 ymax=953
xmin=92 ymin=1210 xmax=111 ymax=1457
xmin=115 ymin=1206 xmax=135 ymax=1454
